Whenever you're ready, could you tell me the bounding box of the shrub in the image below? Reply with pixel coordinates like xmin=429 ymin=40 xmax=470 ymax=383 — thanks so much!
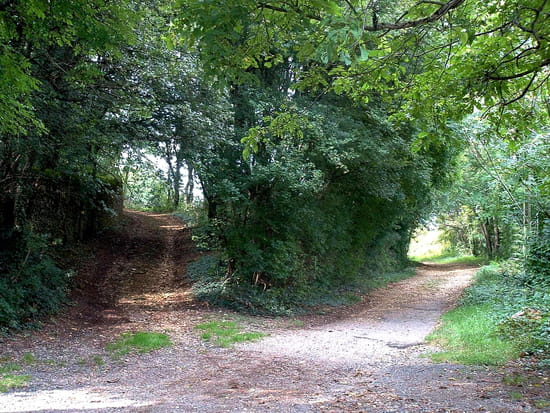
xmin=524 ymin=221 xmax=550 ymax=287
xmin=497 ymin=308 xmax=550 ymax=358
xmin=0 ymin=229 xmax=70 ymax=332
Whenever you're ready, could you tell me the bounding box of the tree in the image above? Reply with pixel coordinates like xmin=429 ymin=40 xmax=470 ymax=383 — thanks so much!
xmin=1 ymin=0 xmax=137 ymax=236
xmin=0 ymin=0 xmax=136 ymax=135
xmin=436 ymin=118 xmax=549 ymax=260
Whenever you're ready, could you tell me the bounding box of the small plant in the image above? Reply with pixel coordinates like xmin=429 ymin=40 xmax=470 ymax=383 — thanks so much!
xmin=107 ymin=331 xmax=172 ymax=357
xmin=195 ymin=320 xmax=266 ymax=348
xmin=22 ymin=352 xmax=36 ymax=364
xmin=503 ymin=374 xmax=527 ymax=386
xmin=92 ymin=355 xmax=105 ymax=366
xmin=532 ymin=400 xmax=550 ymax=409
xmin=509 ymin=391 xmax=523 ymax=400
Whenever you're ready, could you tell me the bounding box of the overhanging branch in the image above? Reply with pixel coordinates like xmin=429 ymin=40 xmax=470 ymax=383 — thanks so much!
xmin=258 ymin=0 xmax=467 ymax=32
xmin=362 ymin=0 xmax=467 ymax=32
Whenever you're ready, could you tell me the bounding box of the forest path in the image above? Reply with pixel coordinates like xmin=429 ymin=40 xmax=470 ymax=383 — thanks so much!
xmin=0 ymin=211 xmax=544 ymax=412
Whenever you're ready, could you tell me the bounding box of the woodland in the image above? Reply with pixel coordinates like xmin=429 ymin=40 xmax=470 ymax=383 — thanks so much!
xmin=0 ymin=0 xmax=548 ymax=344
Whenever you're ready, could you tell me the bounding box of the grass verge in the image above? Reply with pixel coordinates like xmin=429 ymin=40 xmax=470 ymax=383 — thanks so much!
xmin=195 ymin=320 xmax=266 ymax=348
xmin=427 ymin=262 xmax=549 ymax=366
xmin=410 ymin=252 xmax=487 ymax=265
xmin=427 ymin=304 xmax=520 ymax=365
xmin=107 ymin=331 xmax=172 ymax=357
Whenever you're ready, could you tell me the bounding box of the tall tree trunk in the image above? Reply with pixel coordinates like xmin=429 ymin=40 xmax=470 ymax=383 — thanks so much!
xmin=185 ymin=165 xmax=194 ymax=204
xmin=480 ymin=219 xmax=493 ymax=259
xmin=170 ymin=162 xmax=182 ymax=210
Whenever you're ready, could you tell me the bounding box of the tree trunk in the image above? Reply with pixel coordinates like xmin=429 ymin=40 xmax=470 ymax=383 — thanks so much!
xmin=185 ymin=164 xmax=194 ymax=204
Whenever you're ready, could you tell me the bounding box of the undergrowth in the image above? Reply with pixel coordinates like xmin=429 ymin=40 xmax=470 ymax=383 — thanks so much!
xmin=187 ymin=255 xmax=417 ymax=315
xmin=0 ymin=229 xmax=71 ymax=333
xmin=428 ymin=262 xmax=549 ymax=366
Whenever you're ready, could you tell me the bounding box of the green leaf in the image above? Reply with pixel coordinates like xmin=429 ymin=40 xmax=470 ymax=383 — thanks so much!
xmin=359 ymin=45 xmax=369 ymax=61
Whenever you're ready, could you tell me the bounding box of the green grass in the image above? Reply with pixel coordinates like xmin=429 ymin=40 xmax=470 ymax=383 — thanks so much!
xmin=0 ymin=356 xmax=30 ymax=393
xmin=427 ymin=303 xmax=520 ymax=365
xmin=195 ymin=320 xmax=267 ymax=348
xmin=0 ymin=362 xmax=22 ymax=375
xmin=502 ymin=374 xmax=528 ymax=386
xmin=410 ymin=251 xmax=487 ymax=265
xmin=21 ymin=352 xmax=36 ymax=364
xmin=92 ymin=355 xmax=105 ymax=366
xmin=106 ymin=331 xmax=172 ymax=357
xmin=428 ymin=255 xmax=486 ymax=265
xmin=0 ymin=374 xmax=31 ymax=393
xmin=509 ymin=391 xmax=523 ymax=400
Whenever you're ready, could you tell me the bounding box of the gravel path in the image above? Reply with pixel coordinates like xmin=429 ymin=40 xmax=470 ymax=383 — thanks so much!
xmin=0 ymin=211 xmax=546 ymax=412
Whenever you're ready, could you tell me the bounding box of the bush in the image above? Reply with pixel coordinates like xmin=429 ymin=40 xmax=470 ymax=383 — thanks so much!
xmin=187 ymin=255 xmax=416 ymax=315
xmin=0 ymin=229 xmax=71 ymax=332
xmin=497 ymin=308 xmax=550 ymax=357
xmin=525 ymin=221 xmax=550 ymax=287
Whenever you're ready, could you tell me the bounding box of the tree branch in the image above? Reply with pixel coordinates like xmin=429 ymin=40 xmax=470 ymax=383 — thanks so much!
xmin=363 ymin=0 xmax=467 ymax=32
xmin=502 ymin=72 xmax=537 ymax=106
xmin=485 ymin=58 xmax=550 ymax=81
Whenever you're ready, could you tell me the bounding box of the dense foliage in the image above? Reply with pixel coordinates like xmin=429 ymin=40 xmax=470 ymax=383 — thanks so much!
xmin=186 ymin=84 xmax=452 ymax=311
xmin=435 ymin=120 xmax=549 ymax=263
xmin=0 ymin=231 xmax=71 ymax=332
xmin=0 ymin=0 xmax=134 ymax=330
xmin=175 ymin=0 xmax=549 ymax=136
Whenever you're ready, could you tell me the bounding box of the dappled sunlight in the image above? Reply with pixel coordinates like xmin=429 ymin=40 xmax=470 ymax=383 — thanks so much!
xmin=159 ymin=224 xmax=185 ymax=230
xmin=117 ymin=289 xmax=194 ymax=307
xmin=0 ymin=389 xmax=153 ymax=412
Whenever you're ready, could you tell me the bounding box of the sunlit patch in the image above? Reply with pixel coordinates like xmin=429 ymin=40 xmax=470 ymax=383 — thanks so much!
xmin=159 ymin=225 xmax=185 ymax=230
xmin=118 ymin=289 xmax=193 ymax=306
xmin=0 ymin=389 xmax=152 ymax=412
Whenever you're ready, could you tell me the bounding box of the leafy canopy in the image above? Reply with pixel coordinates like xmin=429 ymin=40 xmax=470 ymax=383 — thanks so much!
xmin=174 ymin=0 xmax=549 ymax=136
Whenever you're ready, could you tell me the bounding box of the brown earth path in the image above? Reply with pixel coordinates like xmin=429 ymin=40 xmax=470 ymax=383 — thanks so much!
xmin=0 ymin=210 xmax=547 ymax=412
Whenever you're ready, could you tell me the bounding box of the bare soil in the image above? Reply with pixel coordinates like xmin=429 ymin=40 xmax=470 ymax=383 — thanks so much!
xmin=0 ymin=210 xmax=547 ymax=412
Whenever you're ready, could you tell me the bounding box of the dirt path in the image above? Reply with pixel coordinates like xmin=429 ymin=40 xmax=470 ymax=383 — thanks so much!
xmin=0 ymin=211 xmax=546 ymax=412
